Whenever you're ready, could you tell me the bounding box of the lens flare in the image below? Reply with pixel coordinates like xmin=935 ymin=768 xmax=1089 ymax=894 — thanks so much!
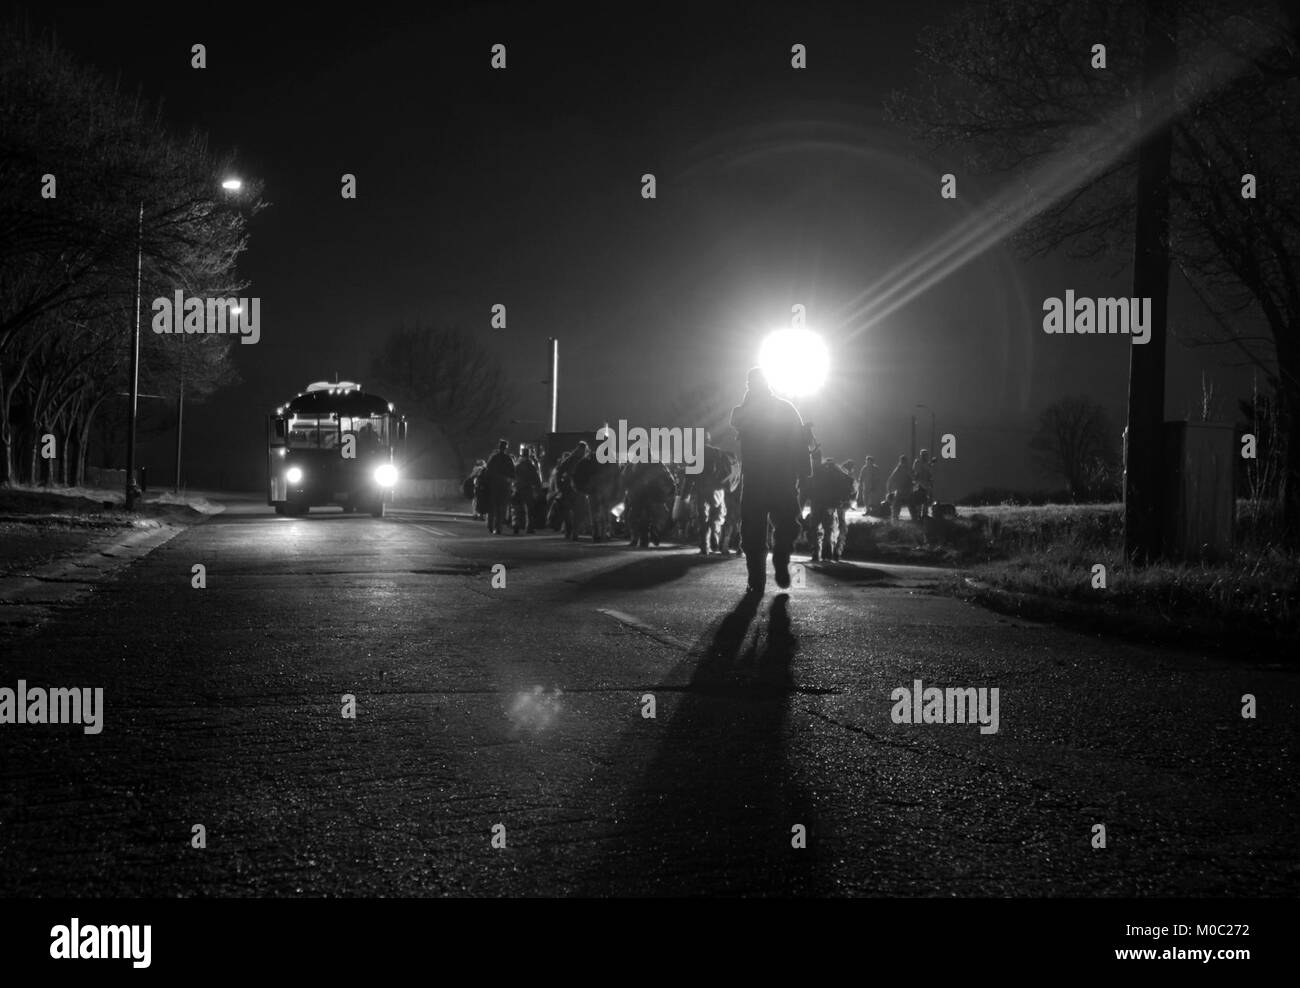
xmin=759 ymin=328 xmax=829 ymax=396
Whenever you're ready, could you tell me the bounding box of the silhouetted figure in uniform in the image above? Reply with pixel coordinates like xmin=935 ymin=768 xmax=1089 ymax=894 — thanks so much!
xmin=857 ymin=456 xmax=880 ymax=514
xmin=555 ymin=441 xmax=590 ymax=540
xmin=805 ymin=455 xmax=854 ymax=562
xmin=623 ymin=460 xmax=676 ymax=547
xmin=484 ymin=439 xmax=516 ymax=534
xmin=464 ymin=458 xmax=487 ymax=519
xmin=546 ymin=451 xmax=571 ymax=531
xmin=837 ymin=459 xmax=858 ymax=554
xmin=912 ymin=449 xmax=934 ymax=519
xmin=684 ymin=441 xmax=740 ymax=555
xmin=512 ymin=447 xmax=544 ymax=533
xmin=730 ymin=367 xmax=813 ymax=594
xmin=886 ymin=454 xmax=912 ymax=521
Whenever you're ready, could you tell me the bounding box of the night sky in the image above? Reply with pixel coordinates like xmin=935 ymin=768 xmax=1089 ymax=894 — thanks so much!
xmin=19 ymin=1 xmax=1260 ymax=493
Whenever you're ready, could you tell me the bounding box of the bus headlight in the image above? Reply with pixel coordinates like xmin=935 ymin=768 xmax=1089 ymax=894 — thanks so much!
xmin=286 ymin=466 xmax=303 ymax=484
xmin=374 ymin=464 xmax=398 ymax=487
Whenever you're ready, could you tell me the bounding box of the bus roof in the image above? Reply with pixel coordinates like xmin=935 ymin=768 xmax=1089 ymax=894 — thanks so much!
xmin=281 ymin=387 xmax=393 ymax=416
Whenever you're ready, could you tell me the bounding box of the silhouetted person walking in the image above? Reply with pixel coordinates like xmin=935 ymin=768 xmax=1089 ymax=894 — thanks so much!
xmin=730 ymin=367 xmax=813 ymax=594
xmin=912 ymin=449 xmax=934 ymax=519
xmin=484 ymin=439 xmax=516 ymax=534
xmin=857 ymin=455 xmax=880 ymax=513
xmin=886 ymin=454 xmax=912 ymax=521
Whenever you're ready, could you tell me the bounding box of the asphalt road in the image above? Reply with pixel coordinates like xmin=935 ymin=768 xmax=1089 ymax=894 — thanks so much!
xmin=1 ymin=494 xmax=1295 ymax=896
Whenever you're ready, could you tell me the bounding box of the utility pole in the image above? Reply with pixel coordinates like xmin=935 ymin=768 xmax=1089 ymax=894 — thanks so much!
xmin=548 ymin=337 xmax=558 ymax=433
xmin=1124 ymin=0 xmax=1176 ymax=564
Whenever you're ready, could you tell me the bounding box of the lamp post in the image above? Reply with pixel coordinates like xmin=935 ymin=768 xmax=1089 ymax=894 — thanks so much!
xmin=546 ymin=337 xmax=558 ymax=433
xmin=127 ymin=178 xmax=243 ymax=507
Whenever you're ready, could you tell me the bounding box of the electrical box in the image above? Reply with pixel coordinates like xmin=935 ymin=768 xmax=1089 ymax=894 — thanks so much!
xmin=1162 ymin=421 xmax=1235 ymax=561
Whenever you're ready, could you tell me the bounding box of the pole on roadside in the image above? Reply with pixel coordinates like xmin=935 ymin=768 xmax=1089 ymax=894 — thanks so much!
xmin=548 ymin=337 xmax=558 ymax=433
xmin=125 ymin=201 xmax=143 ymax=511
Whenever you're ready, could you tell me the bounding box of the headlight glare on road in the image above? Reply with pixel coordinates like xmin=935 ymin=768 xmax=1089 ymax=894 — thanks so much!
xmin=374 ymin=464 xmax=398 ymax=487
xmin=286 ymin=466 xmax=303 ymax=484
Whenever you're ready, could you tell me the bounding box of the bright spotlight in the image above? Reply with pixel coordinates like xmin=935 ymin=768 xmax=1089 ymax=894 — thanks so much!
xmin=221 ymin=178 xmax=243 ymax=191
xmin=759 ymin=328 xmax=829 ymax=396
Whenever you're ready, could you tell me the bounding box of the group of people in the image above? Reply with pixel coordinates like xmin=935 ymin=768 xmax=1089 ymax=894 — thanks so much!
xmin=847 ymin=453 xmax=937 ymax=520
xmin=458 ymin=367 xmax=937 ymax=594
xmin=462 ymin=438 xmax=686 ymax=547
xmin=463 ymin=441 xmax=546 ymax=534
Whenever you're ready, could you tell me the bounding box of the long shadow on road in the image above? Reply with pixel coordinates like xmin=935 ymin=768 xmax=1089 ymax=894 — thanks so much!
xmin=576 ymin=592 xmax=828 ymax=895
xmin=570 ymin=549 xmax=725 ymax=592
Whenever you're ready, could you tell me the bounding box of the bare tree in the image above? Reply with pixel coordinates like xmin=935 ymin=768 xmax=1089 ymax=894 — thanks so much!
xmin=369 ymin=325 xmax=513 ymax=476
xmin=1029 ymin=395 xmax=1120 ymax=500
xmin=888 ymin=0 xmax=1300 ymax=548
xmin=0 ymin=21 xmax=263 ymax=484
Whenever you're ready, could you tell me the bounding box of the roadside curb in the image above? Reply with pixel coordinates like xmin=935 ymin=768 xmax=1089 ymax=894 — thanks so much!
xmin=390 ymin=506 xmax=477 ymax=520
xmin=0 ymin=520 xmax=191 ymax=636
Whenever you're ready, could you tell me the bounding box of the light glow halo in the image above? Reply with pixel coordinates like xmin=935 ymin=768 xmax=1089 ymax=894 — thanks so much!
xmin=758 ymin=328 xmax=829 ymax=396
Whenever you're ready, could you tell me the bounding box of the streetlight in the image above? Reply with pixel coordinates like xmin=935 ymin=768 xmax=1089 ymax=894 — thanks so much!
xmin=128 ymin=177 xmax=243 ymax=508
xmin=758 ymin=328 xmax=829 ymax=397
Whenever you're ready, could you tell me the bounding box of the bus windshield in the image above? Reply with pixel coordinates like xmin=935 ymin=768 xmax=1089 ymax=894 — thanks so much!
xmin=287 ymin=414 xmax=390 ymax=450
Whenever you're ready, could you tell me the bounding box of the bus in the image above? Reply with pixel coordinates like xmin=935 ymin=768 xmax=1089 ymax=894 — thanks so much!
xmin=267 ymin=381 xmax=407 ymax=516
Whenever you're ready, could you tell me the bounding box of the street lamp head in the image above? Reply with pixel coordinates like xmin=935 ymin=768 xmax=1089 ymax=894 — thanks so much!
xmin=221 ymin=178 xmax=243 ymax=191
